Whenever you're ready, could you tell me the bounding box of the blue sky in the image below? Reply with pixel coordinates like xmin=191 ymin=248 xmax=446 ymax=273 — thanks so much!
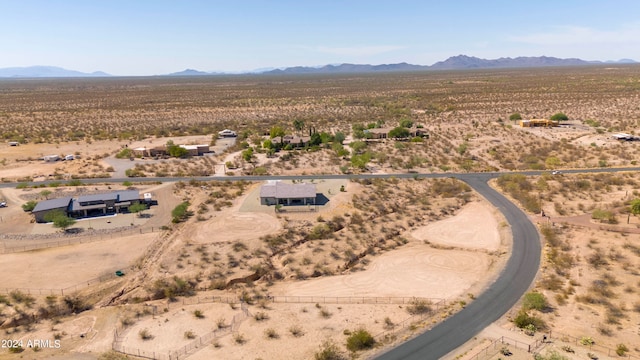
xmin=2 ymin=0 xmax=640 ymax=75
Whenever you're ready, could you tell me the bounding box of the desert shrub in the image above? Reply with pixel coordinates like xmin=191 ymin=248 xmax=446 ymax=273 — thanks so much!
xmin=346 ymin=329 xmax=376 ymax=352
xmin=233 ymin=333 xmax=246 ymax=344
xmin=522 ymin=291 xmax=549 ymax=311
xmin=184 ymin=330 xmax=196 ymax=339
xmin=264 ymin=328 xmax=279 ymax=339
xmin=171 ymin=201 xmax=192 ymax=223
xmin=21 ymin=200 xmax=38 ymax=212
xmin=315 ymin=340 xmax=346 ymax=360
xmin=406 ymin=298 xmax=432 ymax=315
xmin=193 ymin=309 xmax=205 ymax=319
xmin=579 ymin=336 xmax=595 ymax=346
xmin=319 ymin=309 xmax=333 ymax=318
xmin=150 ymin=276 xmax=196 ymax=300
xmin=616 ymin=344 xmax=629 ymax=356
xmin=139 ymin=328 xmax=153 ymax=340
xmin=9 ymin=290 xmax=36 ymax=307
xmin=513 ymin=310 xmax=545 ymax=330
xmin=289 ymin=325 xmax=304 ymax=337
xmin=496 ymin=174 xmax=540 ymax=213
xmin=98 ymin=351 xmax=130 ymax=360
xmin=534 ymin=350 xmax=568 ymax=360
xmin=591 ymin=209 xmax=617 ymax=223
xmin=254 ymin=311 xmax=269 ymax=321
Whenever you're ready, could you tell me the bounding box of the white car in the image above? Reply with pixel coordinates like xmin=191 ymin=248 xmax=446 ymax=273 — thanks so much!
xmin=551 ymin=170 xmax=561 ymax=175
xmin=0 ymin=202 xmax=7 ymax=208
xmin=218 ymin=129 xmax=237 ymax=137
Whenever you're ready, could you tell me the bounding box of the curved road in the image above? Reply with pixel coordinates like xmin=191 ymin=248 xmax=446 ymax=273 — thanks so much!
xmin=3 ymin=167 xmax=639 ymax=359
xmin=376 ymin=173 xmax=541 ymax=360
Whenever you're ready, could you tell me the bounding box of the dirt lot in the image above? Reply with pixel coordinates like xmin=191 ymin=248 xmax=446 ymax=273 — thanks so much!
xmin=0 ymin=179 xmax=508 ymax=360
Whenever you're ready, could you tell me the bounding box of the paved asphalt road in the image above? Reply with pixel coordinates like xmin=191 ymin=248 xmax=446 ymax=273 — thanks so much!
xmin=2 ymin=167 xmax=638 ymax=359
xmin=376 ymin=173 xmax=541 ymax=360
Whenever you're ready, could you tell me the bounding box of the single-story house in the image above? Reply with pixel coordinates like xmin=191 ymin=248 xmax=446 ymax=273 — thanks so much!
xmin=179 ymin=144 xmax=210 ymax=156
xmin=271 ymin=135 xmax=311 ymax=148
xmin=260 ymin=181 xmax=317 ymax=206
xmin=520 ymin=119 xmax=559 ymax=128
xmin=32 ymin=197 xmax=73 ymax=223
xmin=31 ymin=190 xmax=146 ymax=223
xmin=364 ymin=126 xmax=429 ymax=139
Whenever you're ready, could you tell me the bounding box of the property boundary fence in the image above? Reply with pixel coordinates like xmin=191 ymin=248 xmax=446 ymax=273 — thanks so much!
xmin=0 ymin=226 xmax=159 ymax=254
xmin=465 ymin=330 xmax=639 ymax=360
xmin=0 ymin=272 xmax=121 ymax=297
xmin=174 ymin=294 xmax=445 ymax=307
xmin=371 ymin=300 xmax=447 ymax=343
xmin=112 ymin=302 xmax=250 ymax=360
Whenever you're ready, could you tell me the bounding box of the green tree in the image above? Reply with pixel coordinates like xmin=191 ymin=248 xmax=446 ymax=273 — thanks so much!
xmin=22 ymin=200 xmax=38 ymax=212
xmin=167 ymin=142 xmax=188 ymax=158
xmin=352 ymin=124 xmax=367 ymax=139
xmin=334 ymin=131 xmax=345 ymax=144
xmin=388 ymin=126 xmax=410 ymax=139
xmin=399 ymin=118 xmax=413 ymax=128
xmin=40 ymin=189 xmax=52 ymax=200
xmin=44 ymin=210 xmax=76 ymax=232
xmin=550 ymin=112 xmax=569 ymax=122
xmin=545 ymin=156 xmax=561 ymax=168
xmin=269 ymin=125 xmax=286 ymax=143
xmin=351 ymin=153 xmax=371 ymax=170
xmin=509 ymin=113 xmax=523 ymax=121
xmin=242 ymin=147 xmax=254 ymax=162
xmin=262 ymin=139 xmax=274 ymax=150
xmin=631 ymin=199 xmax=640 ymax=218
xmin=129 ymin=203 xmax=147 ymax=217
xmin=293 ymin=119 xmax=305 ymax=133
xmin=309 ymin=132 xmax=322 ymax=146
xmin=349 ymin=141 xmax=367 ymax=154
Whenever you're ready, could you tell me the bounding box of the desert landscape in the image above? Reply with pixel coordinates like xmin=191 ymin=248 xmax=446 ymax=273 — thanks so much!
xmin=1 ymin=66 xmax=640 ymax=360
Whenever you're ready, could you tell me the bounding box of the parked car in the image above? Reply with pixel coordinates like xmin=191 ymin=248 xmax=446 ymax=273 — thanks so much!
xmin=0 ymin=201 xmax=7 ymax=207
xmin=218 ymin=129 xmax=237 ymax=137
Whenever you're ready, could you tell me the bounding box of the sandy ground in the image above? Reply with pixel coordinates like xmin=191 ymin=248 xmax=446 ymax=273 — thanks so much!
xmin=273 ymin=245 xmax=490 ymax=299
xmin=0 ymin=232 xmax=156 ymax=289
xmin=186 ymin=211 xmax=282 ymax=244
xmin=411 ymin=201 xmax=502 ymax=251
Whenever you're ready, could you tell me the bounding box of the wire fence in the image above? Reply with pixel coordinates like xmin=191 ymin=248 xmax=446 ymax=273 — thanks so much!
xmin=112 ymin=302 xmax=250 ymax=360
xmin=544 ymin=330 xmax=639 ymax=359
xmin=465 ymin=330 xmax=639 ymax=360
xmin=0 ymin=272 xmax=122 ymax=297
xmin=173 ymin=294 xmax=445 ymax=307
xmin=465 ymin=336 xmax=541 ymax=360
xmin=0 ymin=226 xmax=159 ymax=254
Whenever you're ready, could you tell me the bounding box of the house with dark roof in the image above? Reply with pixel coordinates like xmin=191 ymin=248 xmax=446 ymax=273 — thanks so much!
xmin=260 ymin=181 xmax=317 ymax=206
xmin=31 ymin=190 xmax=146 ymax=223
xmin=32 ymin=197 xmax=73 ymax=223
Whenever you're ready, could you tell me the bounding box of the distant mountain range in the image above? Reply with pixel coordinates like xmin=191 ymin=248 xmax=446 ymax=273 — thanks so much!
xmin=0 ymin=66 xmax=110 ymax=78
xmin=0 ymin=56 xmax=637 ymax=78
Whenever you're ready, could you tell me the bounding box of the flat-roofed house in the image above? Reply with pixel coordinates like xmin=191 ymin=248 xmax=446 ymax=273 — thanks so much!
xmin=260 ymin=181 xmax=317 ymax=206
xmin=31 ymin=190 xmax=145 ymax=223
xmin=70 ymin=190 xmax=140 ymax=218
xmin=32 ymin=197 xmax=73 ymax=223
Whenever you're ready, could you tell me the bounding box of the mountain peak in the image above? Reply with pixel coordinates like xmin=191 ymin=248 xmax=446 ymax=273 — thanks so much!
xmin=0 ymin=66 xmax=110 ymax=78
